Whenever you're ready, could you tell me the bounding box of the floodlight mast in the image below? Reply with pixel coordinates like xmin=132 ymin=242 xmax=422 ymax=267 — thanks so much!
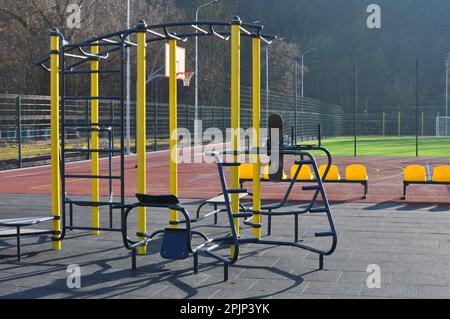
xmin=126 ymin=0 xmax=131 ymax=154
xmin=195 ymin=0 xmax=221 ymax=142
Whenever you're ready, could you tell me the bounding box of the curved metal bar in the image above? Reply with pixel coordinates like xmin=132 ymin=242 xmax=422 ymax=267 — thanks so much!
xmin=146 ymin=29 xmax=166 ymax=39
xmin=163 ymin=27 xmax=188 ymax=42
xmin=190 ymin=24 xmax=209 ymax=35
xmin=239 ymin=26 xmax=252 ymax=36
xmin=78 ymin=46 xmax=110 ymax=60
xmin=37 ymin=19 xmax=275 ymax=72
xmin=210 ymin=25 xmax=230 ymax=41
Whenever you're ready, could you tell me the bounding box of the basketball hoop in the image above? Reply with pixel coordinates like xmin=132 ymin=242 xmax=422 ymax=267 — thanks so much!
xmin=178 ymin=72 xmax=195 ymax=87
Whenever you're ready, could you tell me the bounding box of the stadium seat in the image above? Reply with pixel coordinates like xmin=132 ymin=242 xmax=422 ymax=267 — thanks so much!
xmin=403 ymin=165 xmax=426 ymax=182
xmin=346 ymin=165 xmax=368 ymax=181
xmin=319 ymin=164 xmax=341 ymax=181
xmin=239 ymin=163 xmax=254 ymax=180
xmin=290 ymin=165 xmax=314 ymax=180
xmin=240 ymin=163 xmax=368 ymax=198
xmin=432 ymin=165 xmax=450 ymax=183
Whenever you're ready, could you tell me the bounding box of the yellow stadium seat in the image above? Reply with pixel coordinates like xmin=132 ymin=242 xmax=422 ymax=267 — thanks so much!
xmin=290 ymin=165 xmax=314 ymax=180
xmin=239 ymin=164 xmax=254 ymax=180
xmin=345 ymin=165 xmax=368 ymax=181
xmin=403 ymin=165 xmax=426 ymax=182
xmin=319 ymin=165 xmax=341 ymax=181
xmin=432 ymin=165 xmax=450 ymax=182
xmin=263 ymin=164 xmax=287 ymax=180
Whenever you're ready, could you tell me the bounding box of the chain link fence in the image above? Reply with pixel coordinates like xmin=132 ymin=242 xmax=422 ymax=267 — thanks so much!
xmin=2 ymin=90 xmax=448 ymax=171
xmin=0 ymin=89 xmax=343 ymax=170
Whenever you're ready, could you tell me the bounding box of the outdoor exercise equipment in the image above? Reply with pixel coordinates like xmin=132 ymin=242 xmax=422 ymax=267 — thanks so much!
xmin=199 ymin=114 xmax=340 ymax=243
xmin=403 ymin=164 xmax=450 ymax=198
xmin=247 ymin=114 xmax=338 ymax=243
xmin=203 ymin=147 xmax=337 ymax=276
xmin=37 ymin=17 xmax=277 ymax=269
xmin=0 ymin=217 xmax=56 ymax=261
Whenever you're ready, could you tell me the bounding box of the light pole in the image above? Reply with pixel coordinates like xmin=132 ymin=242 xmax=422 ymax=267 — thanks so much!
xmin=126 ymin=0 xmax=131 ymax=154
xmin=195 ymin=0 xmax=220 ymax=141
xmin=265 ymin=37 xmax=284 ymax=123
xmin=300 ymin=48 xmax=317 ymax=98
xmin=446 ymin=54 xmax=449 ymax=136
xmin=297 ymin=48 xmax=317 ymax=142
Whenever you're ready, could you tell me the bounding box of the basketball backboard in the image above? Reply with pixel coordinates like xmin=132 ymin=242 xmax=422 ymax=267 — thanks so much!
xmin=165 ymin=43 xmax=186 ymax=80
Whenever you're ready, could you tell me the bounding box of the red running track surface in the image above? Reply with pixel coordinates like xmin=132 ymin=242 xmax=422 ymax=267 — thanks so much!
xmin=0 ymin=148 xmax=450 ymax=204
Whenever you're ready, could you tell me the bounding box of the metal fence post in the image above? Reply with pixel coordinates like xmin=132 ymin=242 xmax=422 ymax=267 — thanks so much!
xmin=154 ymin=103 xmax=158 ymax=151
xmin=318 ymin=124 xmax=322 ymax=147
xmin=86 ymin=100 xmax=91 ymax=160
xmin=222 ymin=106 xmax=226 ymax=137
xmin=134 ymin=101 xmax=138 ymax=153
xmin=16 ymin=96 xmax=22 ymax=168
xmin=110 ymin=101 xmax=115 ymax=150
xmin=421 ymin=112 xmax=424 ymax=137
xmin=186 ymin=104 xmax=190 ymax=133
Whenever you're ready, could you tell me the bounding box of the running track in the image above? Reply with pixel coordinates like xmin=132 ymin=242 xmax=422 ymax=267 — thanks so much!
xmin=1 ymin=146 xmax=450 ymax=204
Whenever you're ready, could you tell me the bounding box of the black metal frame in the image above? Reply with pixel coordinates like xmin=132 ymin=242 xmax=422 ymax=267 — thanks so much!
xmin=240 ymin=177 xmax=368 ymax=200
xmin=36 ymin=18 xmax=278 ymax=272
xmin=57 ymin=31 xmax=126 ymax=240
xmin=121 ymin=200 xmax=209 ymax=271
xmin=192 ymin=147 xmax=337 ymax=280
xmin=403 ymin=180 xmax=450 ymax=199
xmin=0 ymin=217 xmax=56 ymax=261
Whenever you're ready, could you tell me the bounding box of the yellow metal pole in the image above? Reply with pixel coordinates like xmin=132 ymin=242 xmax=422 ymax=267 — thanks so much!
xmin=382 ymin=112 xmax=385 ymax=136
xmin=136 ymin=21 xmax=147 ymax=255
xmin=91 ymin=41 xmax=100 ymax=235
xmin=252 ymin=36 xmax=261 ymax=239
xmin=231 ymin=17 xmax=241 ymax=240
xmin=50 ymin=30 xmax=61 ymax=250
xmin=398 ymin=112 xmax=401 ymax=136
xmin=169 ymin=39 xmax=178 ymax=227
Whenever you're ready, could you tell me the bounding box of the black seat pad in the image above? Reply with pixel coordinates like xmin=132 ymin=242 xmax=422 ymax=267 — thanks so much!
xmin=136 ymin=194 xmax=180 ymax=205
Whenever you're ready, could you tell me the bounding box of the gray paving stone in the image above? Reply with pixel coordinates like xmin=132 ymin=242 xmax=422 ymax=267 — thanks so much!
xmin=302 ymin=281 xmax=363 ymax=296
xmin=1 ymin=195 xmax=450 ymax=298
xmin=416 ymin=285 xmax=450 ymax=298
xmin=360 ymin=284 xmax=417 ymax=298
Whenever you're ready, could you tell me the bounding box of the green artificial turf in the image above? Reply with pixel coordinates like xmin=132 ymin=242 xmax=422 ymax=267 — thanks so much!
xmin=299 ymin=136 xmax=450 ymax=157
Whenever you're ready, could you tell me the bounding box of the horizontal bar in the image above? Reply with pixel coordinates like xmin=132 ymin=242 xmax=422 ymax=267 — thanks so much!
xmin=64 ymin=69 xmax=121 ymax=75
xmin=226 ymin=189 xmax=248 ymax=194
xmin=221 ymin=162 xmax=241 ymax=167
xmin=64 ymin=149 xmax=122 ymax=154
xmin=302 ymin=185 xmax=321 ymax=191
xmin=65 ymin=175 xmax=122 ymax=180
xmin=65 ymin=200 xmax=123 ymax=207
xmin=64 ymin=123 xmax=116 ymax=128
xmin=75 ymin=127 xmax=112 ymax=132
xmin=65 ymin=53 xmax=88 ymax=60
xmin=64 ymin=96 xmax=121 ymax=101
xmin=315 ymin=232 xmax=335 ymax=238
xmin=66 ymin=226 xmax=122 ymax=232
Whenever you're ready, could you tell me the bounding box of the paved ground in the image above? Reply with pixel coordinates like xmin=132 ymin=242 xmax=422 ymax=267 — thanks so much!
xmin=1 ymin=194 xmax=450 ymax=299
